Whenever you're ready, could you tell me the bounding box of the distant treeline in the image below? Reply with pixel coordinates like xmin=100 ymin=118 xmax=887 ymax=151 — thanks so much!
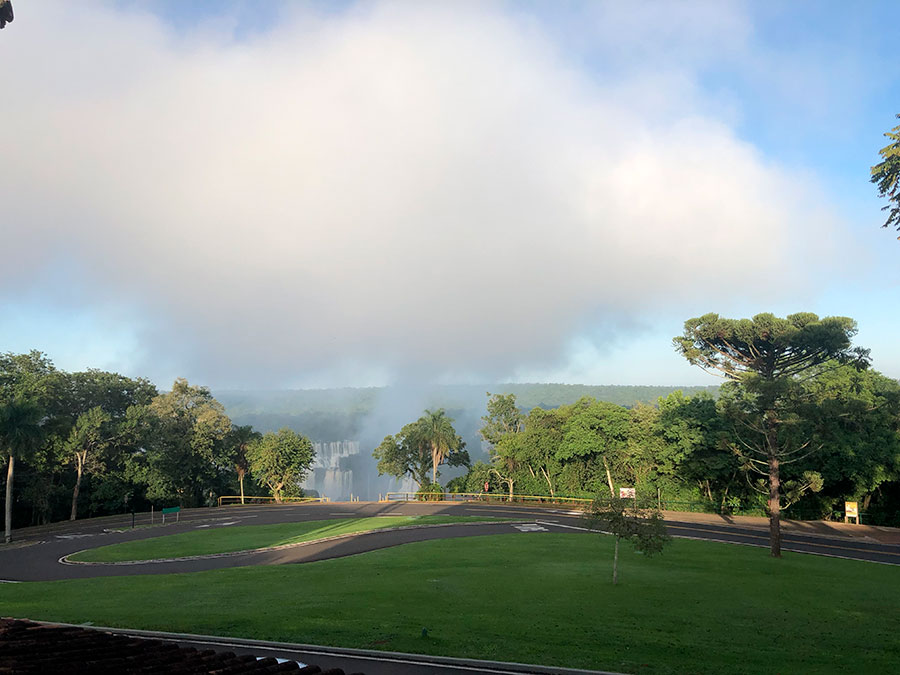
xmin=3 ymin=348 xmax=899 ymax=529
xmin=216 ymin=383 xmax=720 ymax=441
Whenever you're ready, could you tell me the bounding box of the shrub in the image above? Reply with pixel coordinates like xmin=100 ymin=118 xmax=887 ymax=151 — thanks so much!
xmin=416 ymin=482 xmax=444 ymax=502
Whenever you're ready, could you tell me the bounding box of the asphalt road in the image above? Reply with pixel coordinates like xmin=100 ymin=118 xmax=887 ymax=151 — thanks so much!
xmin=2 ymin=501 xmax=898 ymax=583
xmin=3 ymin=502 xmax=898 ymax=675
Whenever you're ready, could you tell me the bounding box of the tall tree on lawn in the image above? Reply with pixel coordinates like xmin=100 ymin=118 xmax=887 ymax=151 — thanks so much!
xmin=674 ymin=313 xmax=869 ymax=557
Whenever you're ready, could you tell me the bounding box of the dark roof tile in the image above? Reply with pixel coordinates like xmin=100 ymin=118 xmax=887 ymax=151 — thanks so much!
xmin=0 ymin=619 xmax=362 ymax=674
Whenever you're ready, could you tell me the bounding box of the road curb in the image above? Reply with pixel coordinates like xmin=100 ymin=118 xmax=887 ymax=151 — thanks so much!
xmin=28 ymin=621 xmax=628 ymax=675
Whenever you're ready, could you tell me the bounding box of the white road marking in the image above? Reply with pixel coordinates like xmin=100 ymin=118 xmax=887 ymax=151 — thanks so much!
xmin=537 ymin=520 xmax=611 ymax=535
xmin=537 ymin=521 xmax=899 ymax=566
xmin=513 ymin=524 xmax=547 ymax=532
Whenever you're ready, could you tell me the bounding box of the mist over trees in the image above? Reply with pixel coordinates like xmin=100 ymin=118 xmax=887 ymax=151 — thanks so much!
xmin=3 ymin=336 xmax=899 ymax=535
xmin=217 ymin=383 xmax=721 ymax=486
xmin=216 ymin=383 xmax=721 ymax=429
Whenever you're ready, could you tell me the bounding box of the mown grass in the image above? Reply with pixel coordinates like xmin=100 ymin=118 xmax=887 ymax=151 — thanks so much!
xmin=5 ymin=534 xmax=899 ymax=674
xmin=69 ymin=516 xmax=510 ymax=562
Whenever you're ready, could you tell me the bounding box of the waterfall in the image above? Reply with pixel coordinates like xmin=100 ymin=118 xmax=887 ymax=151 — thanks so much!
xmin=301 ymin=440 xmax=416 ymax=501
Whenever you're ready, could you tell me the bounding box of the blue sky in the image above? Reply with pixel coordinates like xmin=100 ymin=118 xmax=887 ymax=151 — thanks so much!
xmin=1 ymin=0 xmax=898 ymax=390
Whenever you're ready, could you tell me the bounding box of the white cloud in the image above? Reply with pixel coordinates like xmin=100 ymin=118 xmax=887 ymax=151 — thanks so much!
xmin=0 ymin=1 xmax=844 ymax=387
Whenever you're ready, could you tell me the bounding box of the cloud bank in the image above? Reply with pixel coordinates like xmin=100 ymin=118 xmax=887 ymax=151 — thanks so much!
xmin=0 ymin=1 xmax=841 ymax=387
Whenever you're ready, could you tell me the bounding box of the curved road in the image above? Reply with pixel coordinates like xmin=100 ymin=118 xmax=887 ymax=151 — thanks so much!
xmin=3 ymin=502 xmax=898 ymax=675
xmin=2 ymin=501 xmax=898 ymax=582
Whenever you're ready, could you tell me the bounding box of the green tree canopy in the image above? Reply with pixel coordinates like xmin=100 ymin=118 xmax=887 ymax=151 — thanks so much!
xmin=871 ymin=113 xmax=900 ymax=232
xmin=57 ymin=370 xmax=157 ymax=521
xmin=63 ymin=406 xmax=111 ymax=521
xmin=481 ymin=393 xmax=526 ymax=500
xmin=657 ymin=391 xmax=736 ymax=508
xmin=142 ymin=378 xmax=232 ymax=507
xmin=674 ymin=312 xmax=869 ymax=557
xmin=480 ymin=393 xmax=524 ymax=447
xmin=420 ymin=409 xmax=467 ymax=485
xmin=560 ymin=398 xmax=631 ymax=497
xmin=1 ymin=399 xmax=44 ymax=543
xmin=373 ymin=425 xmax=432 ymax=489
xmin=802 ymin=364 xmax=900 ymax=514
xmin=1 ymin=351 xmax=58 ymax=542
xmin=373 ymin=409 xmax=467 ymax=489
xmin=246 ymin=428 xmax=314 ymax=503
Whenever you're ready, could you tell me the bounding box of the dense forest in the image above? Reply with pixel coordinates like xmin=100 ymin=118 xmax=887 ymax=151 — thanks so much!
xmin=0 ymin=351 xmax=277 ymax=532
xmin=8 ymin=353 xmax=727 ymax=528
xmin=447 ymin=363 xmax=900 ymax=526
xmin=3 ymin=347 xmax=899 ymax=531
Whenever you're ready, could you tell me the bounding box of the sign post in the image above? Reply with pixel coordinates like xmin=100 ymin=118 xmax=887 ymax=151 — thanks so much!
xmin=844 ymin=501 xmax=860 ymax=524
xmin=162 ymin=506 xmax=180 ymax=525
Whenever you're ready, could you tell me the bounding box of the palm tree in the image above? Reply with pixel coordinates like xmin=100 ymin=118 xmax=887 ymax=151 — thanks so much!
xmin=419 ymin=409 xmax=462 ymax=485
xmin=227 ymin=425 xmax=261 ymax=504
xmin=1 ymin=399 xmax=43 ymax=544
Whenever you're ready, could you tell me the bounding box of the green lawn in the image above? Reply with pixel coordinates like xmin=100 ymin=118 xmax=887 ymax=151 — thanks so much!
xmin=5 ymin=534 xmax=899 ymax=674
xmin=69 ymin=516 xmax=510 ymax=562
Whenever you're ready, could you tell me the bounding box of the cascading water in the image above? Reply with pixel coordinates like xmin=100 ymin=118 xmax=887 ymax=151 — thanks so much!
xmin=301 ymin=440 xmax=416 ymax=502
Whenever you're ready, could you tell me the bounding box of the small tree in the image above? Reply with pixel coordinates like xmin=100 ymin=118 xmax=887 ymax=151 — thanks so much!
xmin=246 ymin=428 xmax=314 ymax=503
xmin=584 ymin=496 xmax=670 ymax=585
xmin=481 ymin=393 xmax=525 ymax=502
xmin=225 ymin=425 xmax=261 ymax=504
xmin=64 ymin=406 xmax=112 ymax=521
xmin=490 ymin=432 xmax=524 ymax=502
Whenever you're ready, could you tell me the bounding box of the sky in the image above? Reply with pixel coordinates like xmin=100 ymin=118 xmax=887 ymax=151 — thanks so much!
xmin=1 ymin=0 xmax=898 ymax=391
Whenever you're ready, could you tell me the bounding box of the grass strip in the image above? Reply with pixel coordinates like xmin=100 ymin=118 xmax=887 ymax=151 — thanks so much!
xmin=69 ymin=516 xmax=510 ymax=562
xmin=4 ymin=533 xmax=899 ymax=674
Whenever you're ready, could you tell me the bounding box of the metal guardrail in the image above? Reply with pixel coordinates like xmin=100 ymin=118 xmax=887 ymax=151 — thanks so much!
xmin=217 ymin=496 xmax=329 ymax=507
xmin=379 ymin=493 xmax=864 ymax=522
xmin=654 ymin=500 xmax=867 ymax=522
xmin=381 ymin=492 xmax=593 ymax=505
